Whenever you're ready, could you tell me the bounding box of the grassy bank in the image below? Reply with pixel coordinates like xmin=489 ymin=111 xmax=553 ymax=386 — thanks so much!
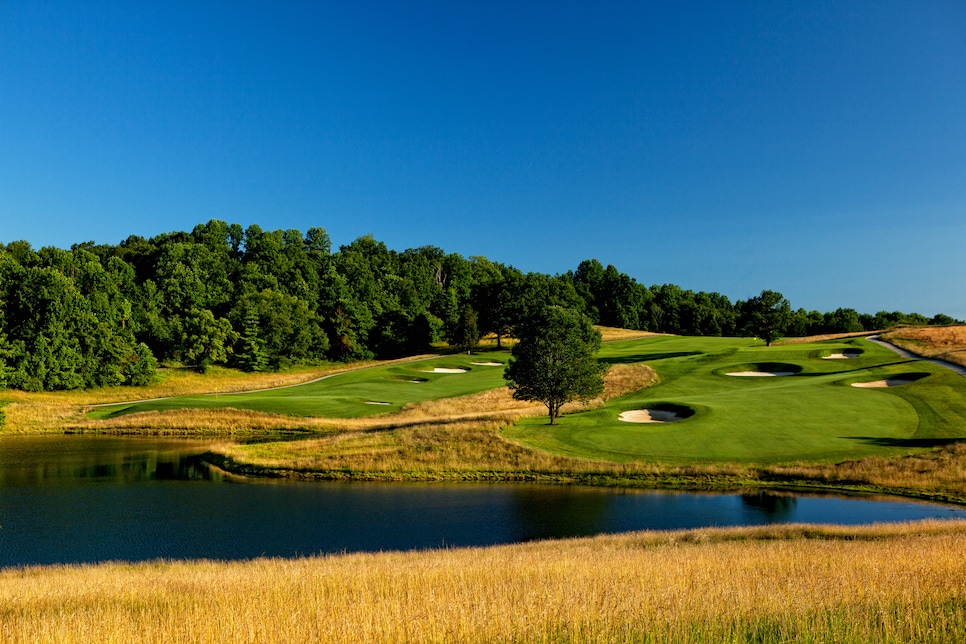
xmin=4 ymin=520 xmax=966 ymax=643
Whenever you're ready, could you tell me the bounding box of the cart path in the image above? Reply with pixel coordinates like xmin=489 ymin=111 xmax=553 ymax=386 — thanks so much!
xmin=866 ymin=335 xmax=966 ymax=377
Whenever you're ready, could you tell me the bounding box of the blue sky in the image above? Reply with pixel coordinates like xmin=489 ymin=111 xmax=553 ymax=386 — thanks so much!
xmin=2 ymin=1 xmax=965 ymax=319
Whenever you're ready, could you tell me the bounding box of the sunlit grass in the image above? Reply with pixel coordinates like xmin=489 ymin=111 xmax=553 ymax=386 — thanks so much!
xmin=0 ymin=358 xmax=418 ymax=432
xmin=882 ymin=324 xmax=966 ymax=368
xmin=4 ymin=520 xmax=966 ymax=643
xmin=85 ymin=352 xmax=512 ymax=421
xmin=508 ymin=335 xmax=966 ymax=464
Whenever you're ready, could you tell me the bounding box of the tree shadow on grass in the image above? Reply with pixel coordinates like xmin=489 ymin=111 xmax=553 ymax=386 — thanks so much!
xmin=843 ymin=436 xmax=965 ymax=448
xmin=600 ymin=352 xmax=700 ymax=365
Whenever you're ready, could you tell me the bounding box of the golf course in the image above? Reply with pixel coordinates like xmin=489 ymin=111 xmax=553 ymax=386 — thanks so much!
xmin=86 ymin=351 xmax=511 ymax=420
xmin=71 ymin=332 xmax=966 ymax=481
xmin=6 ymin=329 xmax=966 ymax=643
xmin=508 ymin=334 xmax=966 ymax=464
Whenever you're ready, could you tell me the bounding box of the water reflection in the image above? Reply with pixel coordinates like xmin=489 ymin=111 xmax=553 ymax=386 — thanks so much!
xmin=0 ymin=436 xmax=224 ymax=486
xmin=741 ymin=491 xmax=798 ymax=520
xmin=511 ymin=487 xmax=612 ymax=541
xmin=1 ymin=435 xmax=965 ymax=568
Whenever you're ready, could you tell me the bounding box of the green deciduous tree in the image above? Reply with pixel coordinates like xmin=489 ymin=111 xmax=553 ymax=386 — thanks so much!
xmin=739 ymin=290 xmax=791 ymax=346
xmin=503 ymin=306 xmax=608 ymax=425
xmin=180 ymin=308 xmax=237 ymax=372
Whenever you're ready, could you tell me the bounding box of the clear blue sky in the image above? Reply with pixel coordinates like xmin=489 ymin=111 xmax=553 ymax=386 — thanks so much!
xmin=2 ymin=1 xmax=965 ymax=319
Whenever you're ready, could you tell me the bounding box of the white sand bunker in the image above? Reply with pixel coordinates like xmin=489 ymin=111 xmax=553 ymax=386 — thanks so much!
xmin=851 ymin=378 xmax=915 ymax=388
xmin=470 ymin=361 xmax=503 ymax=366
xmin=619 ymin=409 xmax=682 ymax=423
xmin=823 ymin=352 xmax=861 ymax=360
xmin=425 ymin=367 xmax=468 ymax=373
xmin=726 ymin=371 xmax=797 ymax=377
xmin=365 ymin=401 xmax=391 ymax=405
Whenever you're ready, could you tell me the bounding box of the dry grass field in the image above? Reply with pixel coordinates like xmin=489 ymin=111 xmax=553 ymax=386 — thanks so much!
xmin=882 ymin=325 xmax=966 ymax=368
xmin=3 ymin=520 xmax=965 ymax=643
xmin=596 ymin=326 xmax=664 ymax=342
xmin=776 ymin=331 xmax=878 ymax=345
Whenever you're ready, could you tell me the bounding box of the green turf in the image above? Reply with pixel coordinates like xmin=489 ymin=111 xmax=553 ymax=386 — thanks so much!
xmin=503 ymin=336 xmax=966 ymax=465
xmin=90 ymin=336 xmax=966 ymax=466
xmin=87 ymin=352 xmax=510 ymax=420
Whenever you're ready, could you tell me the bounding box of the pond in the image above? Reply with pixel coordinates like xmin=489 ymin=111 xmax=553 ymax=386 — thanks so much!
xmin=2 ymin=435 xmax=965 ymax=568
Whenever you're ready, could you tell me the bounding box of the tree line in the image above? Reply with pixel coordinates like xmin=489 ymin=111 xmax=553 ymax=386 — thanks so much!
xmin=0 ymin=220 xmax=959 ymax=391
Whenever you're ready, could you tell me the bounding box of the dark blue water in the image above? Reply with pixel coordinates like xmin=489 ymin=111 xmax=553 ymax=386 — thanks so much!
xmin=2 ymin=435 xmax=964 ymax=567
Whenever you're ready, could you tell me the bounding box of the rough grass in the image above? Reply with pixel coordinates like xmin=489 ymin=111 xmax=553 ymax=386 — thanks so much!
xmin=596 ymin=326 xmax=665 ymax=342
xmin=212 ymin=419 xmax=966 ymax=504
xmin=3 ymin=520 xmax=966 ymax=643
xmin=882 ymin=325 xmax=966 ymax=368
xmin=776 ymin=331 xmax=880 ymax=344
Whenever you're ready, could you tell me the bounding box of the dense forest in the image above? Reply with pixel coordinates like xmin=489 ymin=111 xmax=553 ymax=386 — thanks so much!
xmin=0 ymin=220 xmax=959 ymax=391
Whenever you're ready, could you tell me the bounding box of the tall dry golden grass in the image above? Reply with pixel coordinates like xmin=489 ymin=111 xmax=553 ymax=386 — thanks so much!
xmin=596 ymin=326 xmax=665 ymax=342
xmin=3 ymin=520 xmax=965 ymax=643
xmin=776 ymin=330 xmax=878 ymax=344
xmin=882 ymin=325 xmax=966 ymax=368
xmin=769 ymin=442 xmax=966 ymax=502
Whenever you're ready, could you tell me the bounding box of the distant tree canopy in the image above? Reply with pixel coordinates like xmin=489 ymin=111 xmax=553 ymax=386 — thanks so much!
xmin=0 ymin=219 xmax=960 ymax=391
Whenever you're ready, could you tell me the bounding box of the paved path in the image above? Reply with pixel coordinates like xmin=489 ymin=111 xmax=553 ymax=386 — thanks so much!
xmin=866 ymin=335 xmax=966 ymax=377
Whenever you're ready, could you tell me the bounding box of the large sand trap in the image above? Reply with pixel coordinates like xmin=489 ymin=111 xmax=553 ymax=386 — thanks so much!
xmin=619 ymin=409 xmax=681 ymax=423
xmin=823 ymin=352 xmax=861 ymax=360
xmin=726 ymin=371 xmax=797 ymax=377
xmin=851 ymin=378 xmax=914 ymax=388
xmin=425 ymin=368 xmax=468 ymax=373
xmin=470 ymin=361 xmax=503 ymax=366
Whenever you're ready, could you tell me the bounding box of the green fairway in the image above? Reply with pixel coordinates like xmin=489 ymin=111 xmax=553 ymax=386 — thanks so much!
xmin=88 ymin=352 xmax=510 ymax=419
xmin=89 ymin=335 xmax=966 ymax=467
xmin=504 ymin=336 xmax=966 ymax=464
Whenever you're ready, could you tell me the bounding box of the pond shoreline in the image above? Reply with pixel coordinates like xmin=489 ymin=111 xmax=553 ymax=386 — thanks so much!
xmin=198 ymin=449 xmax=966 ymax=508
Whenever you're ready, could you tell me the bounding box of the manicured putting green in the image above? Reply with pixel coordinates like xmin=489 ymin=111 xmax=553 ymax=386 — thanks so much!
xmin=504 ymin=336 xmax=966 ymax=465
xmin=88 ymin=353 xmax=509 ymax=419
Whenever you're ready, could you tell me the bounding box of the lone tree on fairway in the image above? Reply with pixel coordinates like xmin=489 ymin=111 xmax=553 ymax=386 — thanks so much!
xmin=504 ymin=306 xmax=608 ymax=425
xmin=741 ymin=289 xmax=791 ymax=346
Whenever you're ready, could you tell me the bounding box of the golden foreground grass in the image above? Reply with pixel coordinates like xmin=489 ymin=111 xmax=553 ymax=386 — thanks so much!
xmin=882 ymin=325 xmax=966 ymax=368
xmin=3 ymin=521 xmax=966 ymax=643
